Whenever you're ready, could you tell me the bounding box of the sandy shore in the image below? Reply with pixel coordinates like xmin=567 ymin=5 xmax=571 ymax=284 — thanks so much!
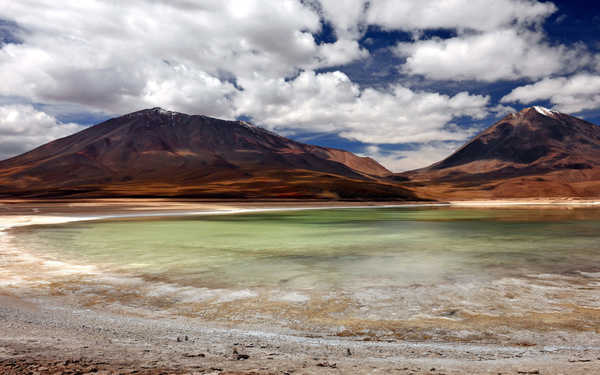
xmin=449 ymin=198 xmax=600 ymax=207
xmin=2 ymin=198 xmax=600 ymax=374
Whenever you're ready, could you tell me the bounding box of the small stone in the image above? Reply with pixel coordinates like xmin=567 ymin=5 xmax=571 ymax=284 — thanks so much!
xmin=316 ymin=362 xmax=336 ymax=368
xmin=182 ymin=353 xmax=205 ymax=358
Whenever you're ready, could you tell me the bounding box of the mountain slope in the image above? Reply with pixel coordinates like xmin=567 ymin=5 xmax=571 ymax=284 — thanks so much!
xmin=0 ymin=108 xmax=417 ymax=200
xmin=401 ymin=107 xmax=600 ymax=199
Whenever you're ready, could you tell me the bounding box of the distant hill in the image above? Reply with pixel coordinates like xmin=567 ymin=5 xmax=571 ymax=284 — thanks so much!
xmin=401 ymin=107 xmax=600 ymax=199
xmin=0 ymin=108 xmax=418 ymax=200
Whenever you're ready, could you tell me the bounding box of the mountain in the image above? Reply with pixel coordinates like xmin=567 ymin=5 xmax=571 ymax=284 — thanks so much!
xmin=401 ymin=106 xmax=600 ymax=199
xmin=0 ymin=108 xmax=418 ymax=200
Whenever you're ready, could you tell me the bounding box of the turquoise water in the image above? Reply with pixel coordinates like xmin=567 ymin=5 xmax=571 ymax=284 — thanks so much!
xmin=14 ymin=207 xmax=600 ymax=290
xmin=6 ymin=206 xmax=600 ymax=340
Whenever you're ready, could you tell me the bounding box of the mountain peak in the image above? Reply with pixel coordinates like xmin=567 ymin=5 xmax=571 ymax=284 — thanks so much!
xmin=531 ymin=105 xmax=559 ymax=118
xmin=0 ymin=108 xmax=403 ymax=199
xmin=148 ymin=107 xmax=182 ymax=116
xmin=431 ymin=106 xmax=597 ymax=169
xmin=125 ymin=107 xmax=189 ymax=122
xmin=514 ymin=105 xmax=561 ymax=119
xmin=401 ymin=108 xmax=600 ymax=198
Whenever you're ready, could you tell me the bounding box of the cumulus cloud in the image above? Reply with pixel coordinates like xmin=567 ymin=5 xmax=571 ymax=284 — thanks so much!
xmin=366 ymin=0 xmax=556 ymax=32
xmin=317 ymin=39 xmax=369 ymax=67
xmin=362 ymin=143 xmax=463 ymax=172
xmin=501 ymin=73 xmax=600 ymax=113
xmin=383 ymin=0 xmax=597 ymax=83
xmin=317 ymin=0 xmax=555 ymax=38
xmin=0 ymin=104 xmax=83 ymax=160
xmin=316 ymin=0 xmax=367 ymax=39
xmin=0 ymin=0 xmax=567 ymax=120
xmin=0 ymin=0 xmax=367 ymax=117
xmin=395 ymin=29 xmax=590 ymax=82
xmin=235 ymin=71 xmax=489 ymax=143
xmin=0 ymin=0 xmax=565 ymax=118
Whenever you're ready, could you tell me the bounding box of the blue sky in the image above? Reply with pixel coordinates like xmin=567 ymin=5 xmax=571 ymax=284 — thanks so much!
xmin=0 ymin=0 xmax=599 ymax=170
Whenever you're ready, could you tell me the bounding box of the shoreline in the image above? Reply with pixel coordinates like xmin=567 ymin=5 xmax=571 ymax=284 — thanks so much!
xmin=2 ymin=199 xmax=600 ymax=374
xmin=2 ymin=197 xmax=600 ymax=229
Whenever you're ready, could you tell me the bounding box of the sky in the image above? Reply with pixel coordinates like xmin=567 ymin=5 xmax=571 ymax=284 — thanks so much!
xmin=1 ymin=0 xmax=599 ymax=171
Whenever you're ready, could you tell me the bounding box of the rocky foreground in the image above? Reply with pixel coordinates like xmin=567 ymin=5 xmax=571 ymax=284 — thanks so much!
xmin=1 ymin=293 xmax=600 ymax=375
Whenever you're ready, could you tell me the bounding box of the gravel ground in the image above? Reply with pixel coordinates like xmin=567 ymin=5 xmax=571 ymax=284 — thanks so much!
xmin=1 ymin=294 xmax=600 ymax=374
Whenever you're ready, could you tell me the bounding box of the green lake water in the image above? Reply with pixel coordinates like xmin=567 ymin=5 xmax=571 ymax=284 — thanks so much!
xmin=13 ymin=206 xmax=600 ymax=290
xmin=6 ymin=206 xmax=600 ymax=339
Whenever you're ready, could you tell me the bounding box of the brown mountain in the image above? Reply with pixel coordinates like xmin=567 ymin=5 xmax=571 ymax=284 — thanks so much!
xmin=401 ymin=106 xmax=600 ymax=199
xmin=0 ymin=108 xmax=417 ymax=200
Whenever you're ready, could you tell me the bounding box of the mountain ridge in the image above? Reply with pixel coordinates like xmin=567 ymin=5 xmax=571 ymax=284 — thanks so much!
xmin=401 ymin=106 xmax=600 ymax=199
xmin=0 ymin=108 xmax=417 ymax=200
xmin=3 ymin=106 xmax=600 ymax=200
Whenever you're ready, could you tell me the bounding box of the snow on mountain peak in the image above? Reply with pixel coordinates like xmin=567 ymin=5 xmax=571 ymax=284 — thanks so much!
xmin=150 ymin=107 xmax=179 ymax=116
xmin=533 ymin=106 xmax=559 ymax=118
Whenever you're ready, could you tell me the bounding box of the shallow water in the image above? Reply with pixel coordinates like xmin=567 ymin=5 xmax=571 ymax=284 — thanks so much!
xmin=4 ymin=206 xmax=600 ymax=342
xmin=14 ymin=207 xmax=600 ymax=286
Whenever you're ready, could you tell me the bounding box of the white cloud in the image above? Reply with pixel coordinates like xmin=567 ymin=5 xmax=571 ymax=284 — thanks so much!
xmin=0 ymin=0 xmax=369 ymax=117
xmin=317 ymin=0 xmax=555 ymax=37
xmin=362 ymin=143 xmax=462 ymax=172
xmin=316 ymin=0 xmax=367 ymax=39
xmin=139 ymin=63 xmax=239 ymax=117
xmin=317 ymin=39 xmax=369 ymax=67
xmin=395 ymin=29 xmax=589 ymax=82
xmin=378 ymin=0 xmax=595 ymax=84
xmin=366 ymin=0 xmax=556 ymax=32
xmin=0 ymin=104 xmax=83 ymax=160
xmin=489 ymin=104 xmax=518 ymax=118
xmin=235 ymin=70 xmax=489 ymax=143
xmin=0 ymin=0 xmax=564 ymax=118
xmin=501 ymin=73 xmax=600 ymax=113
xmin=0 ymin=0 xmax=572 ymax=121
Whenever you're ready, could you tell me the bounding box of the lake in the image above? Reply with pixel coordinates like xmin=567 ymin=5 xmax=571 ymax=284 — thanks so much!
xmin=5 ymin=206 xmax=600 ymax=342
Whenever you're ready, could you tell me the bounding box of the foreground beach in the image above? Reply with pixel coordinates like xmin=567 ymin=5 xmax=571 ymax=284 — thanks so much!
xmin=2 ymin=199 xmax=600 ymax=374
